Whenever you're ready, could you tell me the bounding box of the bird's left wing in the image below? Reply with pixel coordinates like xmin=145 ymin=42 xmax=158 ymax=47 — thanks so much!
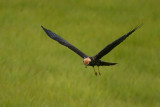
xmin=93 ymin=24 xmax=143 ymax=60
xmin=41 ymin=26 xmax=88 ymax=58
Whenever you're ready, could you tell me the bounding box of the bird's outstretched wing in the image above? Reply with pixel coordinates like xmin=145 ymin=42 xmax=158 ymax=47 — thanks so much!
xmin=41 ymin=26 xmax=88 ymax=58
xmin=93 ymin=24 xmax=143 ymax=60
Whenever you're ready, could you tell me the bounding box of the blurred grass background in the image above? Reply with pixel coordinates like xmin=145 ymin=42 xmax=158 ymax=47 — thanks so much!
xmin=0 ymin=0 xmax=160 ymax=106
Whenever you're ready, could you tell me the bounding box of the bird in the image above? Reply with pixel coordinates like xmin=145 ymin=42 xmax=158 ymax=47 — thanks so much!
xmin=41 ymin=24 xmax=142 ymax=75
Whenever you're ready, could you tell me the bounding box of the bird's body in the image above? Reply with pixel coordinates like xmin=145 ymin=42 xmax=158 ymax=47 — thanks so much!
xmin=41 ymin=25 xmax=142 ymax=75
xmin=83 ymin=57 xmax=116 ymax=66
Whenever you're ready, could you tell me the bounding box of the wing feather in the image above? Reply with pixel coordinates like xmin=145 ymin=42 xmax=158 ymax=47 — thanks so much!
xmin=93 ymin=24 xmax=143 ymax=60
xmin=41 ymin=26 xmax=88 ymax=58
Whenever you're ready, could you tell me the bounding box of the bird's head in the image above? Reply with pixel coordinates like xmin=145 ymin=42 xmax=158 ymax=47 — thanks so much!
xmin=83 ymin=57 xmax=91 ymax=66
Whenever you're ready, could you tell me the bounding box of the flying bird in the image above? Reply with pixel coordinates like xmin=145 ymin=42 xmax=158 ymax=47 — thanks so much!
xmin=41 ymin=25 xmax=142 ymax=75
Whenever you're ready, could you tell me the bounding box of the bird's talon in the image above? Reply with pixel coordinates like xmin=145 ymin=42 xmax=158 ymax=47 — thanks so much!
xmin=95 ymin=72 xmax=98 ymax=76
xmin=98 ymin=66 xmax=101 ymax=76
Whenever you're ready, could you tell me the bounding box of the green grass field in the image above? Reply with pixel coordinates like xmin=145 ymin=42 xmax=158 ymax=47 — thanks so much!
xmin=0 ymin=0 xmax=160 ymax=106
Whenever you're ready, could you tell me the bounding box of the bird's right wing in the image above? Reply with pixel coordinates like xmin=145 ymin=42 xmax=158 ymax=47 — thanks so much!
xmin=41 ymin=26 xmax=88 ymax=58
xmin=93 ymin=24 xmax=143 ymax=60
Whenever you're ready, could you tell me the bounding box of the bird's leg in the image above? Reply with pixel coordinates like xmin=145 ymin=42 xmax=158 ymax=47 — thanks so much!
xmin=98 ymin=66 xmax=101 ymax=76
xmin=93 ymin=67 xmax=97 ymax=76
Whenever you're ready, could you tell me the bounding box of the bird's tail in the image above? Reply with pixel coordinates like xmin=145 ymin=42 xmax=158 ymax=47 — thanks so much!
xmin=99 ymin=61 xmax=117 ymax=66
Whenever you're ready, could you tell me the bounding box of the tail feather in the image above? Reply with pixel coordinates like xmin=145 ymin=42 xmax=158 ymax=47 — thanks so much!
xmin=100 ymin=61 xmax=117 ymax=66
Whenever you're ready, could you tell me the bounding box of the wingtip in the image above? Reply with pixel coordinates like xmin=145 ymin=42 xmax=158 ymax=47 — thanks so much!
xmin=41 ymin=25 xmax=47 ymax=31
xmin=136 ymin=23 xmax=144 ymax=29
xmin=131 ymin=23 xmax=143 ymax=32
xmin=41 ymin=25 xmax=44 ymax=29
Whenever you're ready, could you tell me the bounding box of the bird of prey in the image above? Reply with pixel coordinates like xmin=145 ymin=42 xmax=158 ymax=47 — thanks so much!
xmin=41 ymin=25 xmax=142 ymax=75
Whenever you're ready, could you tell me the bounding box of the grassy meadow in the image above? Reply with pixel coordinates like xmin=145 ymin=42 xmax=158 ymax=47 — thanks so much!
xmin=0 ymin=0 xmax=160 ymax=106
